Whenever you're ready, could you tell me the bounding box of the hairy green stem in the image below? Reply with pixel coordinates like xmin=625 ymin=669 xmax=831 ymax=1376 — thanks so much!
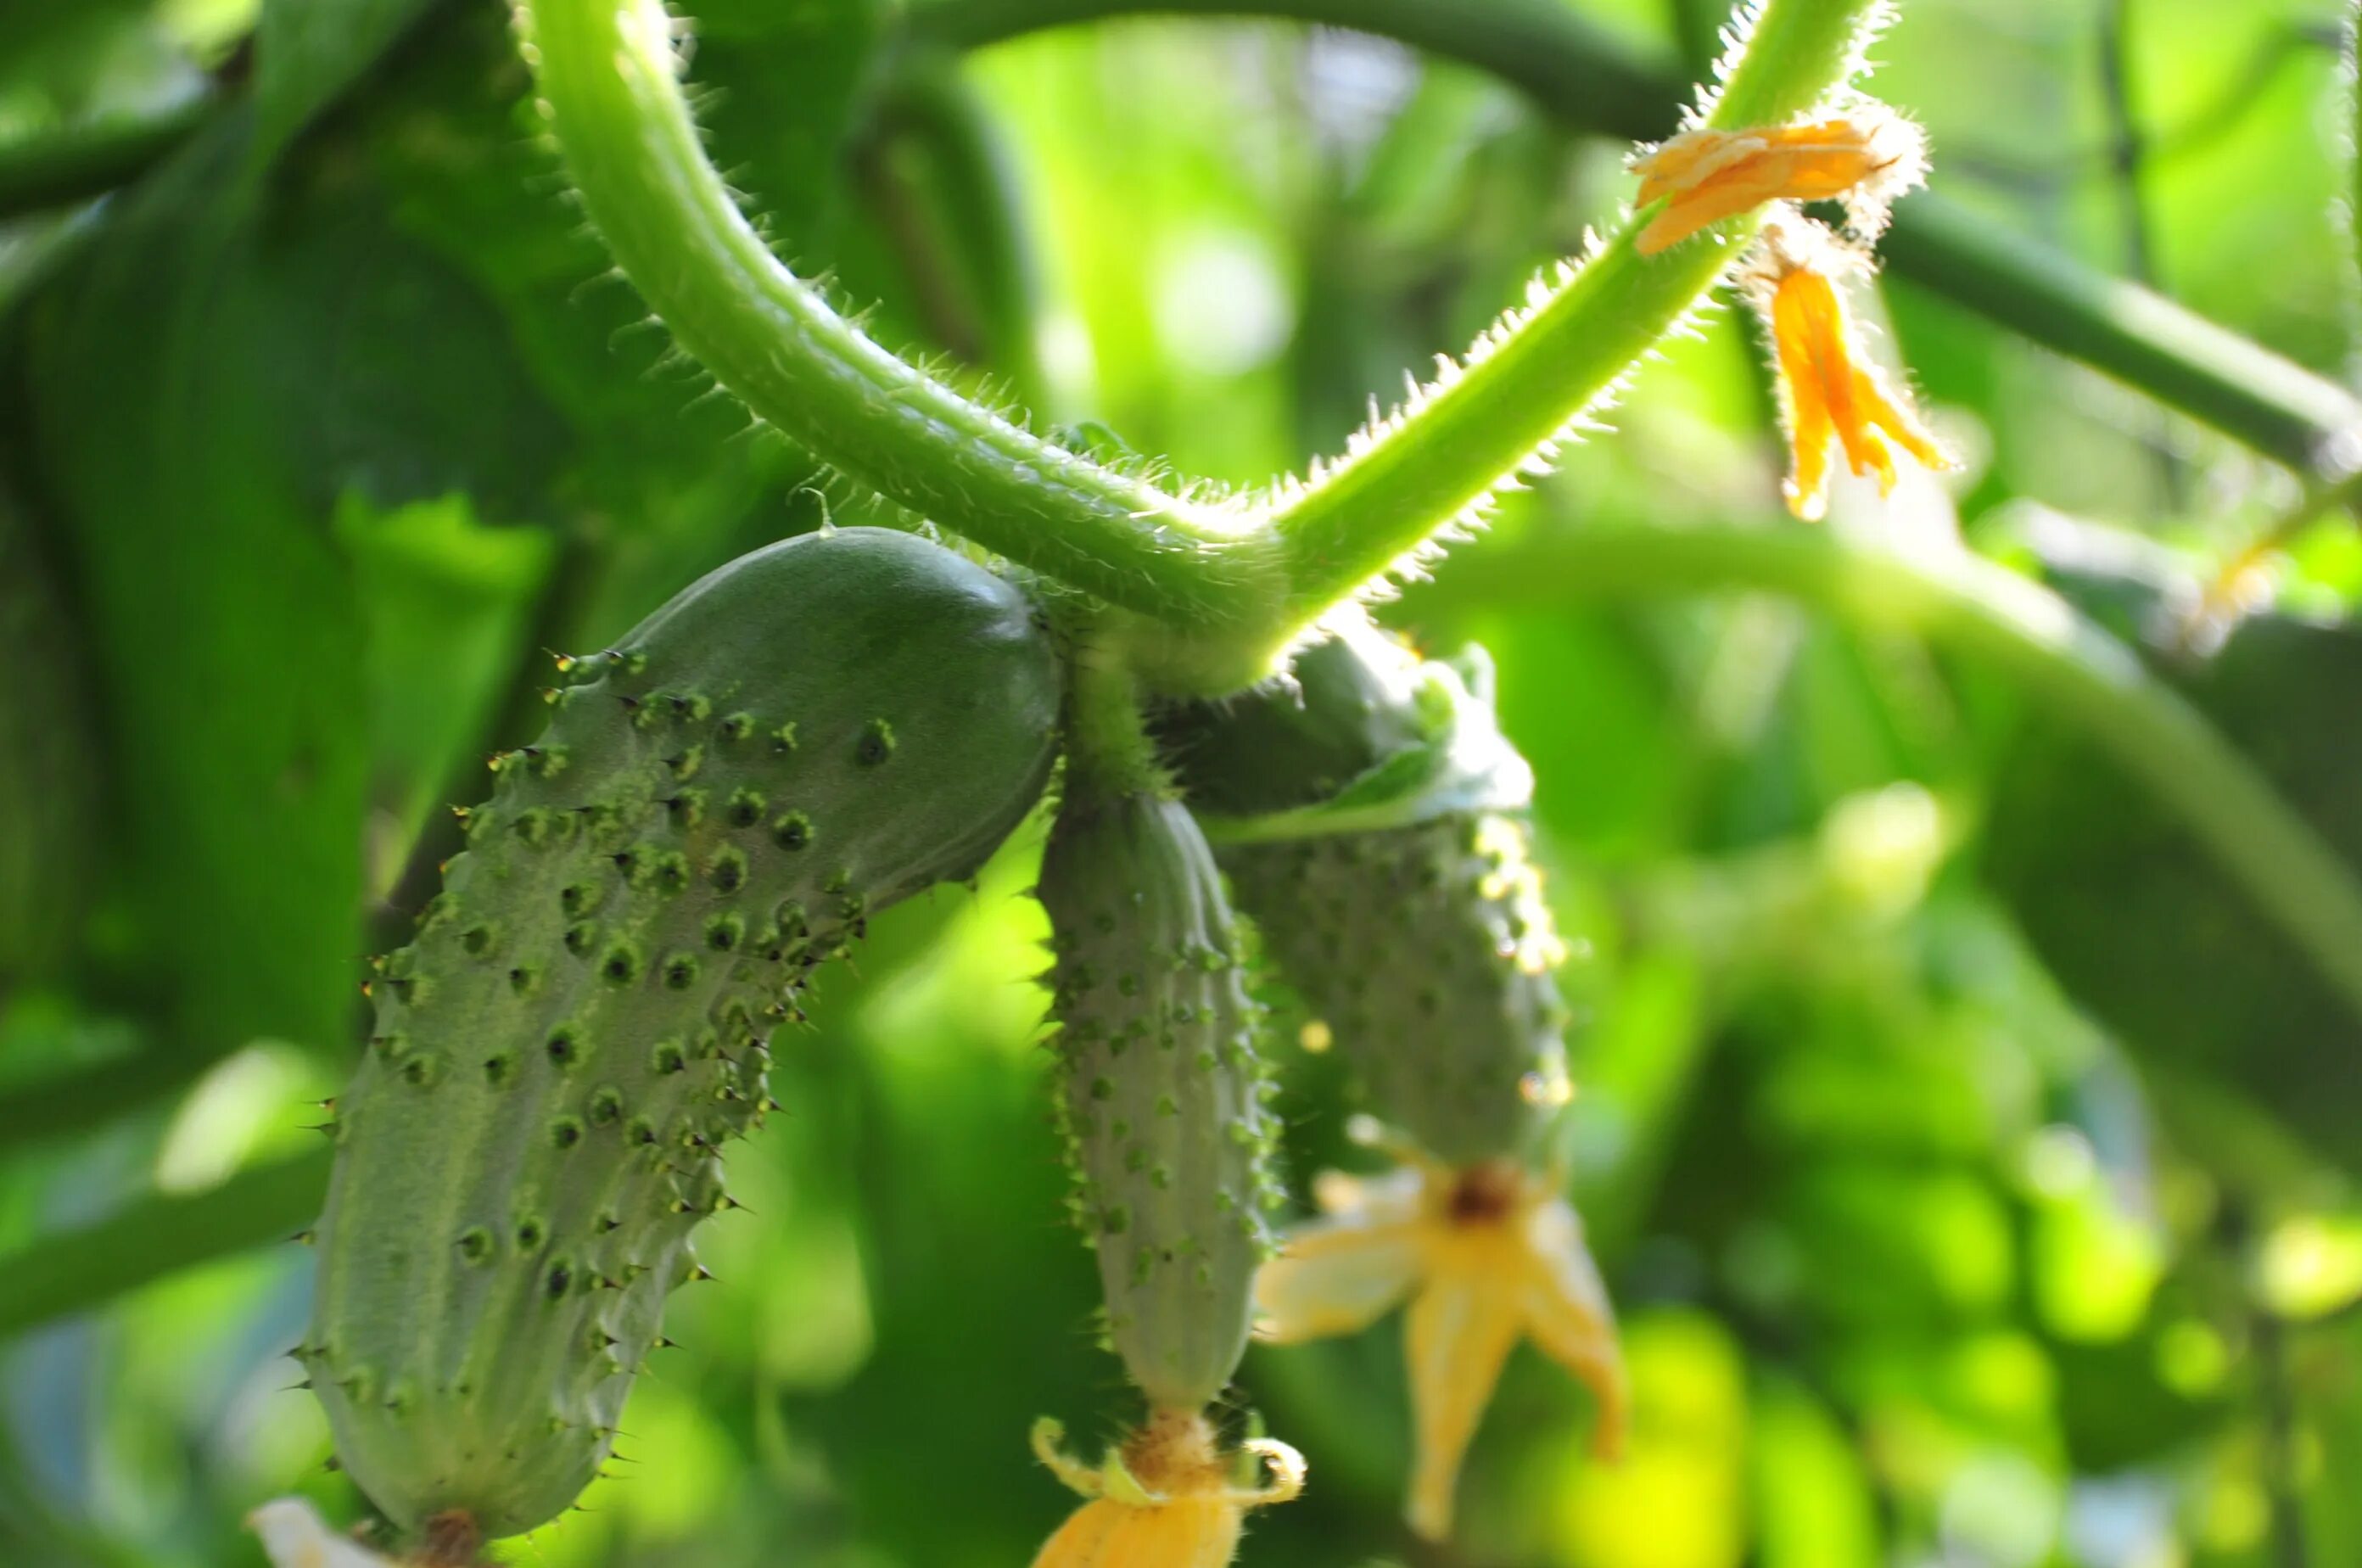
xmin=1064 ymin=624 xmax=1171 ymax=796
xmin=519 ymin=0 xmax=1278 ymax=646
xmin=1412 ymin=521 xmax=2362 ymax=1033
xmin=522 ymin=0 xmax=1884 ymax=681
xmin=912 ymin=0 xmax=2362 ymax=483
xmin=0 ymin=1148 xmax=331 ymax=1341
xmin=0 ymin=97 xmax=212 ymax=221
xmin=1260 ymin=0 xmax=1883 ymax=630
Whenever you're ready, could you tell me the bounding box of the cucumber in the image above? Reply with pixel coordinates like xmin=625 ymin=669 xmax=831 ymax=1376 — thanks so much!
xmin=1226 ymin=815 xmax=1572 ymax=1167
xmin=305 ymin=527 xmax=1063 ymax=1543
xmin=1162 ymin=621 xmax=1573 ymax=1166
xmin=1038 ymin=787 xmax=1280 ymax=1411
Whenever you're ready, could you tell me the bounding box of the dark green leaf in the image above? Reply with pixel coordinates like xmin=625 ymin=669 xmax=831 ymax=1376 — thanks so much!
xmin=253 ymin=0 xmax=438 ymax=161
xmin=1987 ymin=525 xmax=2362 ymax=1172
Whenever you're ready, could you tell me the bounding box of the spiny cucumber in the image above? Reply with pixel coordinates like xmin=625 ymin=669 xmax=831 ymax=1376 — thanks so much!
xmin=1162 ymin=622 xmax=1573 ymax=1166
xmin=1038 ymin=787 xmax=1281 ymax=1412
xmin=1224 ymin=815 xmax=1572 ymax=1167
xmin=305 ymin=528 xmax=1064 ymax=1543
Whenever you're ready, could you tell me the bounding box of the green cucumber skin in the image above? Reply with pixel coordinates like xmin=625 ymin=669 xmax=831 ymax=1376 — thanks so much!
xmin=1038 ymin=791 xmax=1279 ymax=1411
xmin=1151 ymin=617 xmax=1426 ymax=820
xmin=308 ymin=528 xmax=1063 ymax=1539
xmin=1225 ymin=814 xmax=1570 ymax=1168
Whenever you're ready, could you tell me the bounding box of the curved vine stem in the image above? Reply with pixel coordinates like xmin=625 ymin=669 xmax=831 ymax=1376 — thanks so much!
xmin=1416 ymin=520 xmax=2362 ymax=1033
xmin=518 ymin=0 xmax=1280 ymax=645
xmin=912 ymin=0 xmax=2362 ymax=484
xmin=0 ymin=1148 xmax=332 ymax=1341
xmin=518 ymin=0 xmax=1891 ymax=686
xmin=0 ymin=96 xmax=213 ymax=221
xmin=1258 ymin=0 xmax=1877 ymax=630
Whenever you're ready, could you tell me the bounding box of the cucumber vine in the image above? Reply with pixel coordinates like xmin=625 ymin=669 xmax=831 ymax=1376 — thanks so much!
xmin=509 ymin=0 xmax=2362 ymax=1047
xmin=517 ymin=0 xmax=1888 ymax=696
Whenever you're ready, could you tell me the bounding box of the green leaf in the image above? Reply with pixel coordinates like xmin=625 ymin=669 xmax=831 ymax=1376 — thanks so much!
xmin=10 ymin=104 xmax=575 ymax=1063
xmin=16 ymin=121 xmax=372 ymax=1062
xmin=1986 ymin=524 xmax=2362 ymax=1173
xmin=252 ymin=0 xmax=438 ymax=161
xmin=0 ymin=474 xmax=100 ymax=983
xmin=335 ymin=491 xmax=556 ymax=862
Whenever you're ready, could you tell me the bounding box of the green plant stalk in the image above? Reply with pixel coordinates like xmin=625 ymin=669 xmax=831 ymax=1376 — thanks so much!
xmin=0 ymin=1148 xmax=332 ymax=1341
xmin=914 ymin=0 xmax=1676 ymax=142
xmin=523 ymin=0 xmax=1885 ymax=679
xmin=1876 ymin=199 xmax=2361 ymax=478
xmin=2348 ymin=0 xmax=2362 ymax=366
xmin=1258 ymin=0 xmax=1882 ymax=628
xmin=518 ymin=0 xmax=1276 ymax=639
xmin=1412 ymin=520 xmax=2362 ymax=1033
xmin=0 ymin=96 xmax=212 ymax=220
xmin=911 ymin=0 xmax=2362 ymax=484
xmin=0 ymin=1048 xmax=210 ymax=1154
xmin=1064 ymin=626 xmax=1170 ymax=797
xmin=1257 ymin=230 xmax=1739 ymax=626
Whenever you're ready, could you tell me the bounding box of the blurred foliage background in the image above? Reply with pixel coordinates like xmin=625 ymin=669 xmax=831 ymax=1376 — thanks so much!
xmin=3 ymin=0 xmax=2362 ymax=1565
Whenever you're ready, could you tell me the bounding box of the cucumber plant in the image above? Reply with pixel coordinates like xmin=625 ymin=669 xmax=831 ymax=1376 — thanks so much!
xmin=265 ymin=0 xmax=1981 ymax=1559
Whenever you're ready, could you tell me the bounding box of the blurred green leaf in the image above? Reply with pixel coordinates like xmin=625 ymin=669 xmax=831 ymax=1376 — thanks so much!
xmin=0 ymin=1147 xmax=328 ymax=1341
xmin=253 ymin=0 xmax=436 ymax=160
xmin=0 ymin=473 xmax=98 ymax=984
xmin=1750 ymin=1376 xmax=1878 ymax=1568
xmin=335 ymin=492 xmax=553 ymax=862
xmin=14 ymin=120 xmax=374 ymax=1062
xmin=1987 ymin=524 xmax=2362 ymax=1173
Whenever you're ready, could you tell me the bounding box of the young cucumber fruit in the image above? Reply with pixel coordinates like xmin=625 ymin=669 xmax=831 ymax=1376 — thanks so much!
xmin=1038 ymin=787 xmax=1281 ymax=1411
xmin=1223 ymin=814 xmax=1571 ymax=1168
xmin=306 ymin=528 xmax=1063 ymax=1543
xmin=1161 ymin=622 xmax=1571 ymax=1167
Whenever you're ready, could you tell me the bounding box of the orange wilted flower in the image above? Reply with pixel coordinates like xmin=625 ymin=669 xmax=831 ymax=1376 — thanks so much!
xmin=1254 ymin=1155 xmax=1625 ymax=1541
xmin=1028 ymin=1409 xmax=1304 ymax=1568
xmin=1631 ymin=108 xmax=1926 ymax=256
xmin=1743 ymin=218 xmax=1950 ymax=521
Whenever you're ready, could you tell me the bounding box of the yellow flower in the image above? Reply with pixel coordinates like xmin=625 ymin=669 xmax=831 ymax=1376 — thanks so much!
xmin=1028 ymin=1408 xmax=1306 ymax=1568
xmin=1631 ymin=109 xmax=1927 ymax=256
xmin=1255 ymin=1156 xmax=1626 ymax=1541
xmin=1743 ymin=217 xmax=1950 ymax=521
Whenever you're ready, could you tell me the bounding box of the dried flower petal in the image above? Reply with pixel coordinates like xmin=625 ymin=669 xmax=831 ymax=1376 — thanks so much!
xmin=1632 ymin=109 xmax=1927 ymax=255
xmin=1743 ymin=218 xmax=1951 ymax=520
xmin=1029 ymin=1410 xmax=1304 ymax=1568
